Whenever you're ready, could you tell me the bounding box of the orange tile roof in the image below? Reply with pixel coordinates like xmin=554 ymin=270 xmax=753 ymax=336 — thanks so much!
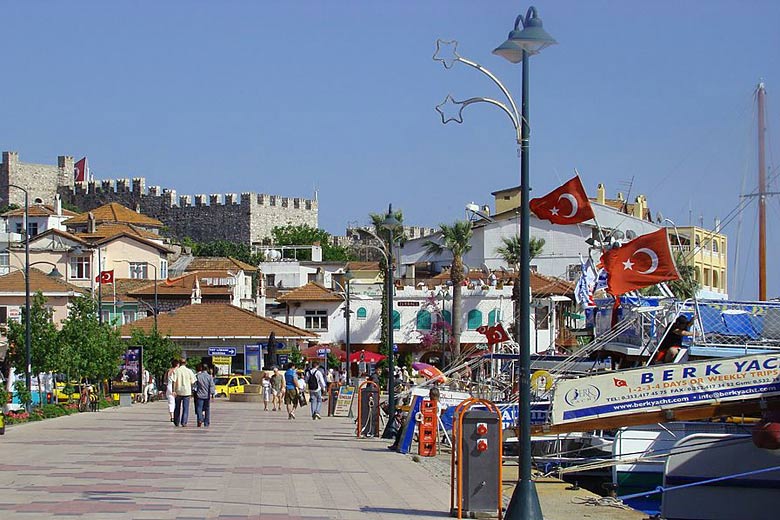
xmin=185 ymin=257 xmax=257 ymax=272
xmin=0 ymin=268 xmax=86 ymax=294
xmin=119 ymin=303 xmax=316 ymax=339
xmin=63 ymin=202 xmax=163 ymax=228
xmin=346 ymin=261 xmax=381 ymax=271
xmin=127 ymin=271 xmax=242 ymax=297
xmin=276 ymin=282 xmax=343 ymax=303
xmin=75 ymin=223 xmax=160 ymax=241
xmin=98 ymin=278 xmax=157 ymax=303
xmin=2 ymin=204 xmax=78 ymax=218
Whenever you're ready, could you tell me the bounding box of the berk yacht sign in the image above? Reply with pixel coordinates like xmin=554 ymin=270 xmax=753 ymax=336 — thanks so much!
xmin=551 ymin=353 xmax=780 ymax=424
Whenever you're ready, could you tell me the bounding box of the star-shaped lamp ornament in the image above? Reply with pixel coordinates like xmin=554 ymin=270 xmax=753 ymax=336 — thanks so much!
xmin=432 ymin=39 xmax=460 ymax=69
xmin=435 ymin=94 xmax=466 ymax=124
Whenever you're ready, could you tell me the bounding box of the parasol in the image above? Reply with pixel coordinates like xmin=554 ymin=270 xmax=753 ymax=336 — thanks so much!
xmin=348 ymin=350 xmax=386 ymax=363
xmin=412 ymin=362 xmax=447 ymax=383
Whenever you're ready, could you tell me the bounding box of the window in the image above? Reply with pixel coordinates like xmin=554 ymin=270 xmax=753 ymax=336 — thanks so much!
xmin=356 ymin=307 xmax=367 ymax=320
xmin=712 ymin=240 xmax=719 ymax=253
xmin=129 ymin=262 xmax=148 ymax=279
xmin=0 ymin=252 xmax=8 ymax=275
xmin=305 ymin=310 xmax=328 ymax=330
xmin=488 ymin=309 xmax=501 ymax=326
xmin=416 ymin=310 xmax=432 ymax=330
xmin=266 ymin=274 xmax=276 ymax=287
xmin=392 ymin=310 xmax=400 ymax=330
xmin=0 ymin=306 xmax=7 ymax=324
xmin=442 ymin=310 xmax=452 ymax=324
xmin=160 ymin=260 xmax=168 ymax=279
xmin=567 ymin=263 xmax=582 ymax=282
xmin=70 ymin=256 xmax=91 ymax=280
xmin=123 ymin=311 xmax=136 ymax=325
xmin=535 ymin=306 xmax=550 ymax=330
xmin=467 ymin=309 xmax=482 ymax=330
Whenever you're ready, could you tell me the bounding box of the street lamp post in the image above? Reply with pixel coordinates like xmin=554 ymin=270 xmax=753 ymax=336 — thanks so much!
xmin=380 ymin=205 xmax=401 ymax=439
xmin=333 ymin=274 xmax=353 ymax=387
xmin=7 ymin=184 xmax=31 ymax=409
xmin=435 ymin=7 xmax=555 ymax=519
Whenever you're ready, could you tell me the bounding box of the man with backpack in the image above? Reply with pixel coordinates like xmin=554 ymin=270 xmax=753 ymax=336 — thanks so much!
xmin=306 ymin=360 xmax=328 ymax=420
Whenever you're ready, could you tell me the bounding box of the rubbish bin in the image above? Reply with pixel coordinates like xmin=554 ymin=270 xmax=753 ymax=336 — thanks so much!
xmin=357 ymin=381 xmax=380 ymax=438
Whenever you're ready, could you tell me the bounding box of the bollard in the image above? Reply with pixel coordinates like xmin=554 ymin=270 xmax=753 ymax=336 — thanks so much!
xmin=327 ymin=383 xmax=339 ymax=416
xmin=356 ymin=381 xmax=380 ymax=438
xmin=450 ymin=398 xmax=502 ymax=520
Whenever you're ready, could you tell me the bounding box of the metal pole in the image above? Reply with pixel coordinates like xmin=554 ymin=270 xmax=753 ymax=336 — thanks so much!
xmin=381 ymin=227 xmax=396 ymax=438
xmin=23 ymin=189 xmax=31 ymax=411
xmin=757 ymin=82 xmax=767 ymax=301
xmin=97 ymin=247 xmax=103 ymax=325
xmin=345 ymin=280 xmax=351 ymax=385
xmin=152 ymin=263 xmax=158 ymax=332
xmin=506 ymin=47 xmax=543 ymax=520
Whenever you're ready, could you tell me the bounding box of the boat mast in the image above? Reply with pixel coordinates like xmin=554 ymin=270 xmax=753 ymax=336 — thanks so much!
xmin=758 ymin=82 xmax=767 ymax=300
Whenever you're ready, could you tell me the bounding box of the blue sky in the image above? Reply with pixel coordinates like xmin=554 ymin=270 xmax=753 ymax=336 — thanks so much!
xmin=2 ymin=1 xmax=779 ymax=299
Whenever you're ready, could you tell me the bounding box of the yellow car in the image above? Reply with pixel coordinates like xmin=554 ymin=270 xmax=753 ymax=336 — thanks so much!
xmin=214 ymin=375 xmax=251 ymax=397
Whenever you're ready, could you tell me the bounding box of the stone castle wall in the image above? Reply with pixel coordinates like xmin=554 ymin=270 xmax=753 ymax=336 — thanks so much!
xmin=1 ymin=151 xmax=317 ymax=244
xmin=58 ymin=178 xmax=318 ymax=244
xmin=1 ymin=152 xmax=73 ymax=207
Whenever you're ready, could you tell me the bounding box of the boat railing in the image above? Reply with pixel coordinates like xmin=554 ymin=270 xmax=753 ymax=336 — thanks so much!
xmin=691 ymin=300 xmax=780 ymax=349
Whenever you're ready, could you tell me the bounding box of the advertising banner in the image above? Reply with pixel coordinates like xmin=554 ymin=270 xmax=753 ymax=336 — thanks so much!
xmin=109 ymin=346 xmax=143 ymax=394
xmin=244 ymin=344 xmax=263 ymax=374
xmin=552 ymin=353 xmax=780 ymax=424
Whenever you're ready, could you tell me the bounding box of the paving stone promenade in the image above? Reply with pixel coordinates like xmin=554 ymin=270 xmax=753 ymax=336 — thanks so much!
xmin=0 ymin=401 xmax=451 ymax=519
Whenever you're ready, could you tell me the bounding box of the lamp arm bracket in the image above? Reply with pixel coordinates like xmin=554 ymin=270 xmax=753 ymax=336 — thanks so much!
xmin=456 ymin=56 xmax=520 ymax=126
xmin=459 ymin=97 xmax=520 ymax=137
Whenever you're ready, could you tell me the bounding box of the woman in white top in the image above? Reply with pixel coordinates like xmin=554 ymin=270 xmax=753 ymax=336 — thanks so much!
xmin=165 ymin=359 xmax=179 ymax=422
xmin=261 ymin=372 xmax=272 ymax=411
xmin=296 ymin=370 xmax=307 ymax=405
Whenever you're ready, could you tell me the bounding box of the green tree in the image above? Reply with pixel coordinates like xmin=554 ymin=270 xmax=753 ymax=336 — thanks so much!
xmin=129 ymin=329 xmax=181 ymax=386
xmin=424 ymin=221 xmax=474 ymax=359
xmin=289 ymin=345 xmax=304 ymax=368
xmin=59 ymin=296 xmax=124 ymax=388
xmin=271 ymin=224 xmax=353 ymax=261
xmin=185 ymin=239 xmax=264 ymax=266
xmin=7 ymin=291 xmax=60 ymax=403
xmin=668 ymin=253 xmax=700 ymax=299
xmin=495 ymin=235 xmax=545 ymax=329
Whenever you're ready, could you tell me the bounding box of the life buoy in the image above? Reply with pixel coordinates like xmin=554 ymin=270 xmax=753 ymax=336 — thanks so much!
xmin=530 ymin=370 xmax=554 ymax=392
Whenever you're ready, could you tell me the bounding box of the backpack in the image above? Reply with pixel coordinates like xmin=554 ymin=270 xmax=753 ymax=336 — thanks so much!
xmin=306 ymin=369 xmax=319 ymax=390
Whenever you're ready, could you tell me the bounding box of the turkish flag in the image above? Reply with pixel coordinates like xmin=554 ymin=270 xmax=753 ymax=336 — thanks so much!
xmin=74 ymin=157 xmax=88 ymax=182
xmin=96 ymin=270 xmax=114 ymax=284
xmin=530 ymin=176 xmax=595 ymax=225
xmin=613 ymin=378 xmax=628 ymax=388
xmin=600 ymin=228 xmax=679 ymax=296
xmin=476 ymin=323 xmax=510 ymax=345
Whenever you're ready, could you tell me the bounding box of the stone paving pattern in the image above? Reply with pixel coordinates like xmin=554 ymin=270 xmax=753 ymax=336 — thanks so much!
xmin=0 ymin=401 xmax=451 ymax=519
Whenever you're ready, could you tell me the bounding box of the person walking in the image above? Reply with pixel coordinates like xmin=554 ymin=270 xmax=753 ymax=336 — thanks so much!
xmin=306 ymin=361 xmax=328 ymax=420
xmin=270 ymin=366 xmax=284 ymax=412
xmin=171 ymin=358 xmax=196 ymax=427
xmin=165 ymin=359 xmax=179 ymax=423
xmin=283 ymin=362 xmax=299 ymax=420
xmin=261 ymin=371 xmax=272 ymax=411
xmin=194 ymin=364 xmax=216 ymax=428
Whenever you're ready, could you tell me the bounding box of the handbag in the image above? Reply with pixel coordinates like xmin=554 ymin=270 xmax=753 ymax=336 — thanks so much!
xmin=298 ymin=392 xmax=307 ymax=407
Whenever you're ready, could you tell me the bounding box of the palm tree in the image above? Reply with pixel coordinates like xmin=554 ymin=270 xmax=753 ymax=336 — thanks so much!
xmin=424 ymin=221 xmax=473 ymax=359
xmin=495 ymin=235 xmax=545 ymax=331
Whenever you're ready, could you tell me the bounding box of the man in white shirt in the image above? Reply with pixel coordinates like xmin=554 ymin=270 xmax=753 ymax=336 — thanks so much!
xmin=170 ymin=358 xmax=196 ymax=427
xmin=306 ymin=361 xmax=328 ymax=420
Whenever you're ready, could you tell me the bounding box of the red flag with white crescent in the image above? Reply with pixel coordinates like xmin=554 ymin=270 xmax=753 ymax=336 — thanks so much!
xmin=530 ymin=176 xmax=595 ymax=225
xmin=476 ymin=323 xmax=510 ymax=345
xmin=74 ymin=157 xmax=88 ymax=182
xmin=96 ymin=270 xmax=114 ymax=284
xmin=599 ymin=228 xmax=679 ymax=296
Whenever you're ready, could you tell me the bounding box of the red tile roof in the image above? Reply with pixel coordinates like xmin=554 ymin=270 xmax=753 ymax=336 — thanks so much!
xmin=119 ymin=303 xmax=316 ymax=339
xmin=2 ymin=204 xmax=78 ymax=218
xmin=0 ymin=268 xmax=86 ymax=294
xmin=63 ymin=202 xmax=163 ymax=228
xmin=276 ymin=282 xmax=343 ymax=303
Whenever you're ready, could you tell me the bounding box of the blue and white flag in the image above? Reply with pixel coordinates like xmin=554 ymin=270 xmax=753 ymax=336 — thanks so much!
xmin=594 ymin=267 xmax=609 ymax=293
xmin=575 ymin=257 xmax=597 ymax=309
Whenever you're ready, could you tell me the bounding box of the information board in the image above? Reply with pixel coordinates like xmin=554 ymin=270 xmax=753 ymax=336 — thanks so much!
xmin=212 ymin=356 xmax=232 ymax=376
xmin=109 ymin=346 xmax=143 ymax=394
xmin=333 ymin=386 xmax=356 ymax=417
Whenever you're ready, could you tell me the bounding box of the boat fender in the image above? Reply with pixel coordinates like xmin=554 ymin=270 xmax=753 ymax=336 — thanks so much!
xmin=530 ymin=370 xmax=554 ymax=392
xmin=752 ymin=421 xmax=780 ymax=450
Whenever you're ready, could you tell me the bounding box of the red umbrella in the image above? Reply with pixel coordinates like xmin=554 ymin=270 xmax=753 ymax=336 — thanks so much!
xmin=301 ymin=345 xmax=347 ymax=361
xmin=348 ymin=350 xmax=386 ymax=363
xmin=412 ymin=362 xmax=447 ymax=383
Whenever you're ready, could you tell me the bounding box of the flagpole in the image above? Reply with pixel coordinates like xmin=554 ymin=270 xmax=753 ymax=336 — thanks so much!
xmin=97 ymin=247 xmax=103 ymax=325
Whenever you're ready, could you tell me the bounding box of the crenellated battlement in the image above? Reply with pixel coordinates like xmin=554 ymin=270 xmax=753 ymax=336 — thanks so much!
xmin=58 ymin=176 xmax=318 ymax=243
